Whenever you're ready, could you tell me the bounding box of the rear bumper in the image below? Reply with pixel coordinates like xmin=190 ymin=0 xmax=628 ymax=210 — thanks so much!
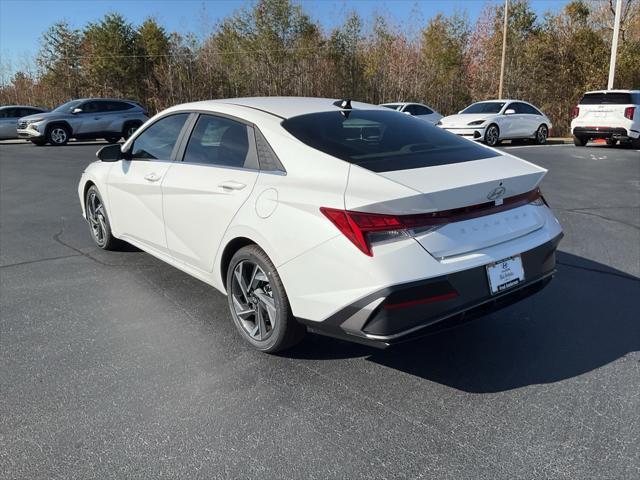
xmin=298 ymin=233 xmax=562 ymax=348
xmin=572 ymin=126 xmax=637 ymax=140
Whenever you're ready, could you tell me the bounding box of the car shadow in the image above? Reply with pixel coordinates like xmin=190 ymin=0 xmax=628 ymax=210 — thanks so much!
xmin=288 ymin=251 xmax=639 ymax=393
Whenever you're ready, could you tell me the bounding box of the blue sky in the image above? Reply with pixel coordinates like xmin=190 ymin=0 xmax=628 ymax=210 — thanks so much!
xmin=0 ymin=0 xmax=567 ymax=73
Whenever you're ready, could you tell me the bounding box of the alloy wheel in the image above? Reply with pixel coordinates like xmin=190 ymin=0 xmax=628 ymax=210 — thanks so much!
xmin=86 ymin=191 xmax=107 ymax=246
xmin=230 ymin=260 xmax=277 ymax=341
xmin=486 ymin=125 xmax=499 ymax=146
xmin=51 ymin=127 xmax=68 ymax=144
xmin=537 ymin=125 xmax=548 ymax=144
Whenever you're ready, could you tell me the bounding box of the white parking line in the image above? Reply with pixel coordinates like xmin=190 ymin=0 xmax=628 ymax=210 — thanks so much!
xmin=500 ymin=144 xmax=573 ymax=150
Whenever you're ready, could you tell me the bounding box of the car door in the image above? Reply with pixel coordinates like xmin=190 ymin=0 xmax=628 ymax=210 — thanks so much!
xmin=161 ymin=113 xmax=260 ymax=273
xmin=522 ymin=103 xmax=543 ymax=135
xmin=74 ymin=100 xmax=106 ymax=134
xmin=106 ymin=113 xmax=190 ymax=254
xmin=501 ymin=102 xmax=522 ymax=138
xmin=0 ymin=108 xmax=19 ymax=139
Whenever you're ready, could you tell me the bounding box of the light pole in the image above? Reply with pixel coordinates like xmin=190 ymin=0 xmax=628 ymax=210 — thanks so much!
xmin=607 ymin=0 xmax=623 ymax=89
xmin=498 ymin=0 xmax=509 ymax=99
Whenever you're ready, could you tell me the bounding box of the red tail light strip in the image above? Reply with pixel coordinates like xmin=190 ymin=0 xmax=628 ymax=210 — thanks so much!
xmin=624 ymin=106 xmax=635 ymax=120
xmin=321 ymin=188 xmax=543 ymax=256
xmin=383 ymin=291 xmax=459 ymax=310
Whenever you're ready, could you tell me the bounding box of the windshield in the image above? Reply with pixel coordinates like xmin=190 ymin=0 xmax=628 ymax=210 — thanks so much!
xmin=53 ymin=100 xmax=84 ymax=113
xmin=281 ymin=109 xmax=498 ymax=173
xmin=461 ymin=102 xmax=505 ymax=114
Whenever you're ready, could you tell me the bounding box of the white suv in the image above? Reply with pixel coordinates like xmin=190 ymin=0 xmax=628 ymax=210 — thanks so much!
xmin=571 ymin=90 xmax=640 ymax=147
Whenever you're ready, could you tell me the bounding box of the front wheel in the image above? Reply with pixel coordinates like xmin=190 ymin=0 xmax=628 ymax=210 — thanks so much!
xmin=85 ymin=186 xmax=122 ymax=250
xmin=573 ymin=135 xmax=588 ymax=147
xmin=484 ymin=124 xmax=500 ymax=147
xmin=227 ymin=245 xmax=305 ymax=353
xmin=535 ymin=124 xmax=548 ymax=145
xmin=47 ymin=125 xmax=70 ymax=146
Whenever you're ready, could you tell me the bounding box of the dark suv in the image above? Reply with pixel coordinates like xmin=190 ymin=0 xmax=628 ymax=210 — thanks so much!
xmin=17 ymin=98 xmax=149 ymax=146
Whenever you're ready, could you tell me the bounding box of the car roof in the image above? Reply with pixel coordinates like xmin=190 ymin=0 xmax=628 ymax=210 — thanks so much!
xmin=169 ymin=97 xmax=385 ymax=120
xmin=0 ymin=105 xmax=46 ymax=109
xmin=584 ymin=89 xmax=640 ymax=94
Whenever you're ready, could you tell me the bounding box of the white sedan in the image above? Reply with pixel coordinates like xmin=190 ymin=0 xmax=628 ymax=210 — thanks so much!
xmin=379 ymin=102 xmax=443 ymax=124
xmin=438 ymin=100 xmax=552 ymax=146
xmin=78 ymin=97 xmax=563 ymax=352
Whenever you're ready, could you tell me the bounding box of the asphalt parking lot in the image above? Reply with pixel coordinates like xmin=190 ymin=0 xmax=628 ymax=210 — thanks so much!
xmin=1 ymin=140 xmax=639 ymax=479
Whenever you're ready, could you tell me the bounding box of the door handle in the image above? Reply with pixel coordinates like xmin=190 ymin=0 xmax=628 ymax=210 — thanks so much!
xmin=144 ymin=173 xmax=161 ymax=182
xmin=218 ymin=181 xmax=246 ymax=191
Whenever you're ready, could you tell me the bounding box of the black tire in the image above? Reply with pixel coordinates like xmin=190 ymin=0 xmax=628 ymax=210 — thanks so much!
xmin=630 ymin=137 xmax=640 ymax=149
xmin=47 ymin=124 xmax=70 ymax=146
xmin=31 ymin=139 xmax=46 ymax=146
xmin=484 ymin=124 xmax=500 ymax=147
xmin=123 ymin=122 xmax=141 ymax=140
xmin=226 ymin=245 xmax=305 ymax=353
xmin=535 ymin=124 xmax=548 ymax=145
xmin=85 ymin=185 xmax=123 ymax=250
xmin=573 ymin=135 xmax=588 ymax=147
xmin=105 ymin=136 xmax=121 ymax=144
xmin=606 ymin=138 xmax=617 ymax=146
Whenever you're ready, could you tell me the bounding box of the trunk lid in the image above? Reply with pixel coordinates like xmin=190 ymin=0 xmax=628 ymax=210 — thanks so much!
xmin=345 ymin=153 xmax=547 ymax=258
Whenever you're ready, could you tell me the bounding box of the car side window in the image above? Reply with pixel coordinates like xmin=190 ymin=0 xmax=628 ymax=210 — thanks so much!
xmin=1 ymin=108 xmax=17 ymax=118
xmin=413 ymin=105 xmax=433 ymax=115
xmin=521 ymin=104 xmax=540 ymax=115
xmin=404 ymin=105 xmax=417 ymax=115
xmin=182 ymin=114 xmax=257 ymax=169
xmin=80 ymin=101 xmax=100 ymax=113
xmin=105 ymin=101 xmax=133 ymax=112
xmin=130 ymin=113 xmax=189 ymax=160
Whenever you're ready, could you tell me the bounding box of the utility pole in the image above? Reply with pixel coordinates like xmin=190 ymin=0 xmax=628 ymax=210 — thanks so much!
xmin=498 ymin=0 xmax=509 ymax=99
xmin=607 ymin=0 xmax=623 ymax=90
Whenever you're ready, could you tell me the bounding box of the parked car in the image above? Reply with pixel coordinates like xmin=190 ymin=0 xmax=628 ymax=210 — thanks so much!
xmin=17 ymin=98 xmax=148 ymax=146
xmin=438 ymin=100 xmax=552 ymax=147
xmin=570 ymin=90 xmax=640 ymax=147
xmin=78 ymin=97 xmax=563 ymax=353
xmin=0 ymin=105 xmax=47 ymax=140
xmin=379 ymin=102 xmax=443 ymax=123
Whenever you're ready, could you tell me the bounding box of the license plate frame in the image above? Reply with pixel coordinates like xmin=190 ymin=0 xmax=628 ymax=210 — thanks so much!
xmin=486 ymin=255 xmax=525 ymax=295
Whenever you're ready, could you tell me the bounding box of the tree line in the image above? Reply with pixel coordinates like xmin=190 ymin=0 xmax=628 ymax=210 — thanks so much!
xmin=1 ymin=0 xmax=638 ymax=135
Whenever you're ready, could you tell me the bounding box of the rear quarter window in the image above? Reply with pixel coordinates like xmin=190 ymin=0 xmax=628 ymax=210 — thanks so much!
xmin=281 ymin=109 xmax=498 ymax=173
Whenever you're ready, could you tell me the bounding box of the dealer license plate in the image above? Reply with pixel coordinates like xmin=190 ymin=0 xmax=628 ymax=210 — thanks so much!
xmin=486 ymin=255 xmax=525 ymax=295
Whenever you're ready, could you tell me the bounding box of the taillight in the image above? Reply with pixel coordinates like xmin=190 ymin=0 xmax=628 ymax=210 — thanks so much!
xmin=321 ymin=189 xmax=544 ymax=256
xmin=572 ymin=106 xmax=580 ymax=118
xmin=624 ymin=106 xmax=635 ymax=120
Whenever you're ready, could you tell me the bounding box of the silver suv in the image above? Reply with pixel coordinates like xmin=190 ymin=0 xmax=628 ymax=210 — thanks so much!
xmin=17 ymin=98 xmax=149 ymax=146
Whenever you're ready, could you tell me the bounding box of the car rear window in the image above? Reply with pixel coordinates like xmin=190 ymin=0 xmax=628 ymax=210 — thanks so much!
xmin=580 ymin=92 xmax=633 ymax=105
xmin=281 ymin=109 xmax=498 ymax=172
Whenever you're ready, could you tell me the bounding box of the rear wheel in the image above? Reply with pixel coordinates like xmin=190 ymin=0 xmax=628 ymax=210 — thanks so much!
xmin=631 ymin=137 xmax=640 ymax=149
xmin=535 ymin=124 xmax=548 ymax=145
xmin=573 ymin=135 xmax=588 ymax=147
xmin=85 ymin=186 xmax=122 ymax=250
xmin=484 ymin=124 xmax=500 ymax=147
xmin=47 ymin=125 xmax=70 ymax=146
xmin=227 ymin=245 xmax=305 ymax=353
xmin=606 ymin=138 xmax=617 ymax=146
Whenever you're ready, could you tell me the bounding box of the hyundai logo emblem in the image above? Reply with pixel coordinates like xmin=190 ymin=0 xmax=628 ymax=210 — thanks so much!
xmin=487 ymin=186 xmax=506 ymax=201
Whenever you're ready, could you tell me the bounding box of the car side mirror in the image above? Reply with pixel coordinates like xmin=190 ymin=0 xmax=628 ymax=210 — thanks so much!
xmin=403 ymin=111 xmax=412 ymax=115
xmin=97 ymin=144 xmax=124 ymax=162
xmin=504 ymin=109 xmax=516 ymax=115
xmin=72 ymin=107 xmax=83 ymax=114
